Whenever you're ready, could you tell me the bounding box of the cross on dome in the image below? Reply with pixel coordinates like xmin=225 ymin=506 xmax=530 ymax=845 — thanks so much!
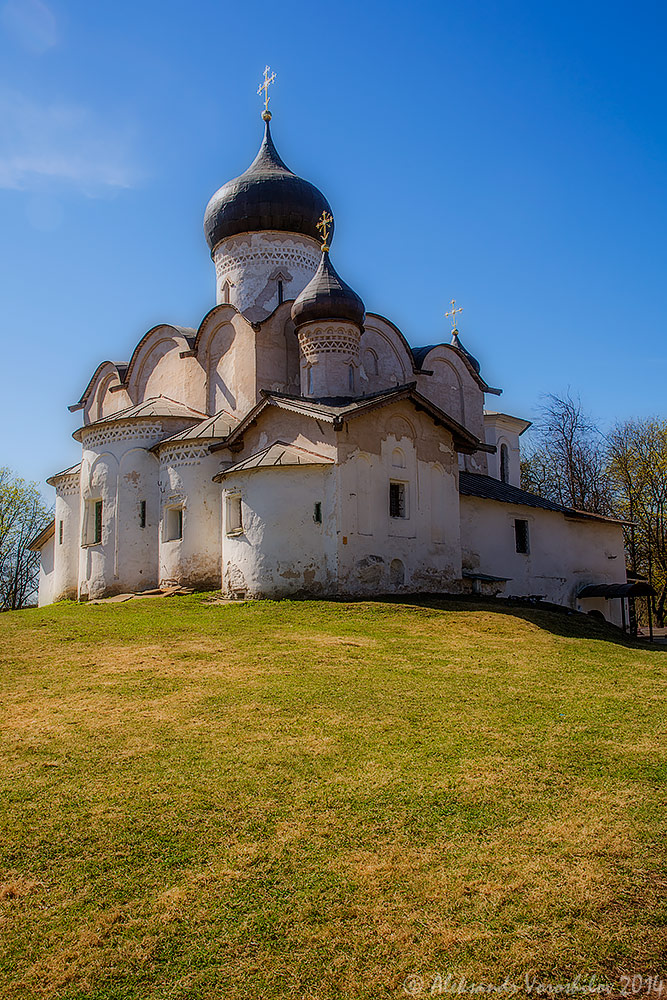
xmin=257 ymin=65 xmax=276 ymax=121
xmin=445 ymin=298 xmax=463 ymax=332
xmin=316 ymin=210 xmax=333 ymax=252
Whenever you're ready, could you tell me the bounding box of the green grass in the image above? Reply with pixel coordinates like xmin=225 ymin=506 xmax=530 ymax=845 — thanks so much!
xmin=1 ymin=596 xmax=666 ymax=998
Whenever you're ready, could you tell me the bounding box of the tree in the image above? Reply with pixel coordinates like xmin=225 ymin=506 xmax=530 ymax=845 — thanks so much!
xmin=520 ymin=392 xmax=612 ymax=515
xmin=0 ymin=468 xmax=52 ymax=611
xmin=607 ymin=418 xmax=667 ymax=626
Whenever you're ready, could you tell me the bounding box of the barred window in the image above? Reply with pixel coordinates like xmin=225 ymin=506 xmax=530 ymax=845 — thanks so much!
xmin=515 ymin=518 xmax=529 ymax=554
xmin=389 ymin=482 xmax=407 ymax=519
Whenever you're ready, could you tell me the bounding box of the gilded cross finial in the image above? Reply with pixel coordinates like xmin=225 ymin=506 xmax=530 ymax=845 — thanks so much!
xmin=317 ymin=210 xmax=333 ymax=252
xmin=257 ymin=65 xmax=276 ymax=121
xmin=445 ymin=298 xmax=463 ymax=332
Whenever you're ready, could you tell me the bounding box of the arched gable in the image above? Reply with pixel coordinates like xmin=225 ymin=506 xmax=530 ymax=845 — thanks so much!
xmin=360 ymin=314 xmax=416 ymax=394
xmin=416 ymin=345 xmax=484 ymax=440
xmin=122 ymin=325 xmax=202 ymax=411
xmin=194 ymin=305 xmax=257 ymax=416
xmin=74 ymin=362 xmax=129 ymax=425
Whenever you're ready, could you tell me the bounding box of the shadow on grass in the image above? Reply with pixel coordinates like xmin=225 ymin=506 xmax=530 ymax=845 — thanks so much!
xmin=356 ymin=592 xmax=667 ymax=652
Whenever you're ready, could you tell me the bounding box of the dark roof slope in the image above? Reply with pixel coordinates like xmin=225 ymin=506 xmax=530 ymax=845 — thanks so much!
xmin=459 ymin=472 xmax=623 ymax=524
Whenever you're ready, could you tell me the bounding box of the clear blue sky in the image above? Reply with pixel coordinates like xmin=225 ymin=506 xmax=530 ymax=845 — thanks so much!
xmin=1 ymin=0 xmax=665 ymax=490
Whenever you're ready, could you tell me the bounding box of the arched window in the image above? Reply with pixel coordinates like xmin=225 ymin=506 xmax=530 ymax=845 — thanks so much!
xmin=221 ymin=280 xmax=231 ymax=304
xmin=348 ymin=364 xmax=355 ymax=393
xmin=500 ymin=443 xmax=509 ymax=484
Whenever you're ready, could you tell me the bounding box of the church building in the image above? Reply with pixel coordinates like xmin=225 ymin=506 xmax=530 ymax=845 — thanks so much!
xmin=31 ymin=78 xmax=629 ymax=622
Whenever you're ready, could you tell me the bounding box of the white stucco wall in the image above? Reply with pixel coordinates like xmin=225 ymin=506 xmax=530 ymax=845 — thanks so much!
xmin=77 ymin=418 xmax=193 ymax=599
xmin=158 ymin=444 xmax=224 ymax=591
xmin=298 ymin=321 xmax=361 ymax=398
xmin=52 ymin=475 xmax=81 ymax=600
xmin=460 ymin=495 xmax=627 ymax=623
xmin=213 ymin=231 xmax=321 ymax=321
xmin=221 ymin=464 xmax=337 ymax=598
xmin=37 ymin=535 xmax=55 ymax=607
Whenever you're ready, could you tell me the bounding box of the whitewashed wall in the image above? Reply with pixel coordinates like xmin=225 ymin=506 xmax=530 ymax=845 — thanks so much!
xmin=213 ymin=231 xmax=321 ymax=321
xmin=52 ymin=473 xmax=81 ymax=600
xmin=220 ymin=464 xmax=337 ymax=598
xmin=37 ymin=535 xmax=55 ymax=607
xmin=158 ymin=444 xmax=224 ymax=590
xmin=460 ymin=495 xmax=627 ymax=623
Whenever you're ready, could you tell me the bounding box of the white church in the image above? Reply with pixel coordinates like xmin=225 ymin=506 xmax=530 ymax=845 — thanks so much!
xmin=31 ymin=82 xmax=629 ymax=622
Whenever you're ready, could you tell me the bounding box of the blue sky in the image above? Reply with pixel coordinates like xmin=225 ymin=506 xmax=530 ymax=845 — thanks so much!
xmin=1 ymin=0 xmax=665 ymax=490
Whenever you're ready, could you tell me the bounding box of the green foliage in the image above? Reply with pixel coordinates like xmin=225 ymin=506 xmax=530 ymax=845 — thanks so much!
xmin=0 ymin=467 xmax=51 ymax=610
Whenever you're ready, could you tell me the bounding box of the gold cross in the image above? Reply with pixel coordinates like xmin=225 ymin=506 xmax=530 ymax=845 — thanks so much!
xmin=445 ymin=298 xmax=463 ymax=330
xmin=257 ymin=65 xmax=276 ymax=120
xmin=317 ymin=210 xmax=333 ymax=251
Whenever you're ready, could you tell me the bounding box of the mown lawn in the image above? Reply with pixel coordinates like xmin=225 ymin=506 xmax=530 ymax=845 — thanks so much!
xmin=1 ymin=596 xmax=666 ymax=999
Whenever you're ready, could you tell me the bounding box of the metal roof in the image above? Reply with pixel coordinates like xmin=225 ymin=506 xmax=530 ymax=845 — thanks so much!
xmin=28 ymin=519 xmax=55 ymax=552
xmin=156 ymin=410 xmax=238 ymax=447
xmin=46 ymin=462 xmax=82 ymax=486
xmin=579 ymin=582 xmax=655 ymax=599
xmin=214 ymin=383 xmax=481 ymax=455
xmin=213 ymin=441 xmax=334 ymax=480
xmin=459 ymin=472 xmax=625 ymax=524
xmin=73 ymin=396 xmax=207 ymax=441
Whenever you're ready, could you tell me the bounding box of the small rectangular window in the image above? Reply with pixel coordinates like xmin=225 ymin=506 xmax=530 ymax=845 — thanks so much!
xmin=389 ymin=481 xmax=407 ymax=519
xmin=313 ymin=501 xmax=322 ymax=524
xmin=515 ymin=518 xmax=529 ymax=554
xmin=94 ymin=501 xmax=103 ymax=544
xmin=139 ymin=500 xmax=146 ymax=529
xmin=58 ymin=520 xmax=63 ymax=545
xmin=165 ymin=506 xmax=183 ymax=541
xmin=226 ymin=495 xmax=243 ymax=535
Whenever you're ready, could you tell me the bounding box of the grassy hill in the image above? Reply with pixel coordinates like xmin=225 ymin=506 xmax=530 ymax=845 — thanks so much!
xmin=1 ymin=596 xmax=666 ymax=998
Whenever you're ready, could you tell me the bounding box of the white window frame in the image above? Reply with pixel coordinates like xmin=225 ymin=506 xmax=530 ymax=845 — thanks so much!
xmin=225 ymin=493 xmax=244 ymax=536
xmin=164 ymin=505 xmax=184 ymax=542
xmin=82 ymin=498 xmax=103 ymax=546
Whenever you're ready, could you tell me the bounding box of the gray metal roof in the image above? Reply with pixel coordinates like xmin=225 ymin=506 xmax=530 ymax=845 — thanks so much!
xmin=459 ymin=472 xmax=624 ymax=524
xmin=46 ymin=462 xmax=82 ymax=486
xmin=214 ymin=383 xmax=481 ymax=455
xmin=74 ymin=396 xmax=207 ymax=441
xmin=214 ymin=441 xmax=334 ymax=480
xmin=157 ymin=409 xmax=238 ymax=446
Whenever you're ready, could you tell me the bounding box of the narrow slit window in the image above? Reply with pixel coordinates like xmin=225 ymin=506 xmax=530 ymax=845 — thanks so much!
xmin=139 ymin=500 xmax=146 ymax=529
xmin=389 ymin=482 xmax=407 ymax=519
xmin=313 ymin=502 xmax=322 ymax=524
xmin=515 ymin=518 xmax=529 ymax=554
xmin=348 ymin=364 xmax=355 ymax=393
xmin=58 ymin=520 xmax=63 ymax=545
xmin=500 ymin=443 xmax=509 ymax=484
xmin=277 ymin=279 xmax=284 ymax=304
xmin=94 ymin=501 xmax=103 ymax=544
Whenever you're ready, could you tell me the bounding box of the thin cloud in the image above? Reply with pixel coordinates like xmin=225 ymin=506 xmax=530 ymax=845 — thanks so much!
xmin=1 ymin=0 xmax=58 ymax=54
xmin=0 ymin=88 xmax=142 ymax=195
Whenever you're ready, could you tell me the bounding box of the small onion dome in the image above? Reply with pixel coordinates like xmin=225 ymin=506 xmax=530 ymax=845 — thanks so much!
xmin=204 ymin=120 xmax=333 ymax=251
xmin=291 ymin=250 xmax=365 ymax=331
xmin=451 ymin=329 xmax=481 ymax=374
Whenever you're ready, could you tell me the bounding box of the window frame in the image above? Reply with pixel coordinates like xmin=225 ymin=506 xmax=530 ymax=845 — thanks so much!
xmin=82 ymin=498 xmax=103 ymax=547
xmin=164 ymin=505 xmax=184 ymax=542
xmin=225 ymin=493 xmax=244 ymax=537
xmin=389 ymin=480 xmax=408 ymax=520
xmin=514 ymin=518 xmax=530 ymax=555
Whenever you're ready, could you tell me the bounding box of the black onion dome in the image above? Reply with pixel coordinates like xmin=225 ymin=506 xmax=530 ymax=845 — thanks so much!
xmin=204 ymin=120 xmax=333 ymax=251
xmin=451 ymin=330 xmax=481 ymax=374
xmin=291 ymin=251 xmax=365 ymax=330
